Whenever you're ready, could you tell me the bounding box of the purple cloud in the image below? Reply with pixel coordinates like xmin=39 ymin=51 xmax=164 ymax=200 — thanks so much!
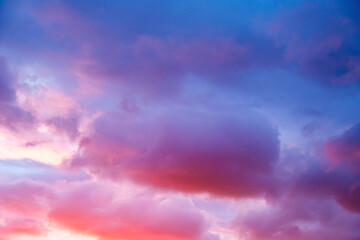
xmin=0 ymin=56 xmax=36 ymax=131
xmin=324 ymin=123 xmax=360 ymax=171
xmin=67 ymin=108 xmax=281 ymax=198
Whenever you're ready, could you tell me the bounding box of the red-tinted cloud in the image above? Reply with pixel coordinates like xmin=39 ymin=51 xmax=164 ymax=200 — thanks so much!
xmin=67 ymin=109 xmax=280 ymax=198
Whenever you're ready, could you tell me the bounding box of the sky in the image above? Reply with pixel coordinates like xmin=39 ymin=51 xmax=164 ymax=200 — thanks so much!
xmin=0 ymin=0 xmax=360 ymax=239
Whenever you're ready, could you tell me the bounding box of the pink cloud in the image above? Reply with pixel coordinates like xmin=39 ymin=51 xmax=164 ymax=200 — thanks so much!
xmin=0 ymin=180 xmax=53 ymax=239
xmin=49 ymin=182 xmax=207 ymax=240
xmin=0 ymin=217 xmax=46 ymax=237
xmin=0 ymin=179 xmax=210 ymax=240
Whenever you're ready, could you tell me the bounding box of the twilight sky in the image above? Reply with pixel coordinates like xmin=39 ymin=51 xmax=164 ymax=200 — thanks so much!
xmin=0 ymin=0 xmax=360 ymax=240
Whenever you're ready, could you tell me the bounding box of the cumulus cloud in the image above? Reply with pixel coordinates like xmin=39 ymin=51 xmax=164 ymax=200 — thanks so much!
xmin=67 ymin=108 xmax=281 ymax=198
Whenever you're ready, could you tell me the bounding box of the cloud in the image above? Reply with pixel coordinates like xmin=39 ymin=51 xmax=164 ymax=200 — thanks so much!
xmin=288 ymin=122 xmax=360 ymax=214
xmin=0 ymin=180 xmax=53 ymax=239
xmin=292 ymin=137 xmax=360 ymax=213
xmin=1 ymin=1 xmax=360 ymax=240
xmin=0 ymin=217 xmax=46 ymax=237
xmin=49 ymin=182 xmax=207 ymax=240
xmin=0 ymin=56 xmax=36 ymax=131
xmin=267 ymin=1 xmax=360 ymax=85
xmin=0 ymin=103 xmax=35 ymax=131
xmin=0 ymin=56 xmax=16 ymax=102
xmin=232 ymin=195 xmax=360 ymax=240
xmin=1 ymin=0 xmax=284 ymax=98
xmin=324 ymin=123 xmax=360 ymax=171
xmin=67 ymin=108 xmax=281 ymax=198
xmin=45 ymin=112 xmax=80 ymax=140
xmin=0 ymin=179 xmax=210 ymax=240
xmin=296 ymin=166 xmax=360 ymax=213
xmin=73 ymin=34 xmax=283 ymax=97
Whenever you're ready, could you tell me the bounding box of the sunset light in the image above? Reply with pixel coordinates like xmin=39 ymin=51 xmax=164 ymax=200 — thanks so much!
xmin=1 ymin=1 xmax=360 ymax=240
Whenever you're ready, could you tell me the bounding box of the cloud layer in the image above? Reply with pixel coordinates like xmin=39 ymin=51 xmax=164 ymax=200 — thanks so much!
xmin=1 ymin=0 xmax=360 ymax=239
